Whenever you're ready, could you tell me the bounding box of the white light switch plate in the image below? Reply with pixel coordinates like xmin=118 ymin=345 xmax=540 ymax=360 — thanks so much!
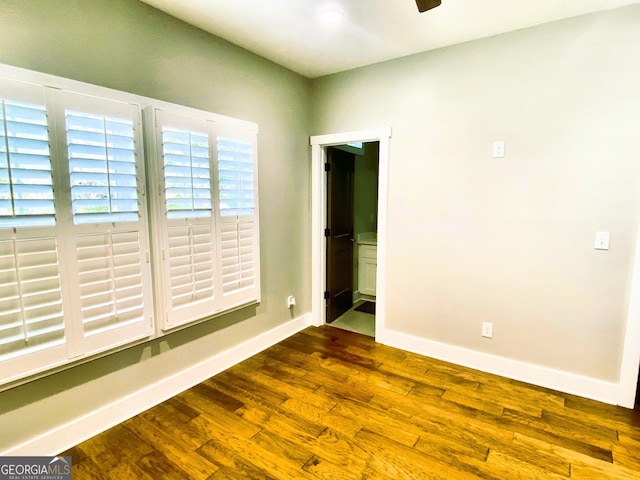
xmin=595 ymin=231 xmax=610 ymax=250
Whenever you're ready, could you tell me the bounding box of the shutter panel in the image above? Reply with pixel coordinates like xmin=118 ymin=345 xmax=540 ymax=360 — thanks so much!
xmin=151 ymin=110 xmax=218 ymax=329
xmin=217 ymin=137 xmax=255 ymax=217
xmin=0 ymin=235 xmax=64 ymax=360
xmin=65 ymin=110 xmax=139 ymax=224
xmin=220 ymin=219 xmax=257 ymax=294
xmin=0 ymin=99 xmax=55 ymax=227
xmin=75 ymin=230 xmax=146 ymax=336
xmin=167 ymin=221 xmax=215 ymax=309
xmin=162 ymin=127 xmax=211 ymax=218
xmin=54 ymin=91 xmax=152 ymax=355
xmin=214 ymin=129 xmax=260 ymax=308
xmin=0 ymin=79 xmax=67 ymax=384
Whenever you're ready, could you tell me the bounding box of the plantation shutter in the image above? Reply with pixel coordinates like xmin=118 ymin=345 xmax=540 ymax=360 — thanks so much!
xmin=151 ymin=110 xmax=217 ymax=329
xmin=0 ymin=65 xmax=262 ymax=388
xmin=0 ymin=79 xmax=67 ymax=384
xmin=65 ymin=110 xmax=139 ymax=224
xmin=53 ymin=90 xmax=153 ymax=356
xmin=214 ymin=126 xmax=260 ymax=310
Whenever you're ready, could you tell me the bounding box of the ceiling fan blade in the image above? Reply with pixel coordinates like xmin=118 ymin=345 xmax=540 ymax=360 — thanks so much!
xmin=415 ymin=0 xmax=442 ymax=13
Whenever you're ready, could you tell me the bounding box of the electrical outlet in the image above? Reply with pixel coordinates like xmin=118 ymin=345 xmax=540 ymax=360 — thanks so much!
xmin=482 ymin=322 xmax=493 ymax=338
xmin=492 ymin=141 xmax=505 ymax=158
xmin=287 ymin=295 xmax=296 ymax=309
xmin=594 ymin=231 xmax=610 ymax=250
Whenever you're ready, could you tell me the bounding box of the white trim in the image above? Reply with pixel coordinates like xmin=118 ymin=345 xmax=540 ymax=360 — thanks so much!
xmin=379 ymin=329 xmax=620 ymax=406
xmin=2 ymin=314 xmax=312 ymax=456
xmin=618 ymin=222 xmax=640 ymax=407
xmin=310 ymin=129 xmax=391 ymax=333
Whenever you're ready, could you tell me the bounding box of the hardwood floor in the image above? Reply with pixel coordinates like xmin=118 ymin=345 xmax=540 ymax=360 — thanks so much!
xmin=63 ymin=326 xmax=640 ymax=479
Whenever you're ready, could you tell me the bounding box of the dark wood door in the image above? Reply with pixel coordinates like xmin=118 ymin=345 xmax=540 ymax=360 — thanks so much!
xmin=326 ymin=147 xmax=355 ymax=323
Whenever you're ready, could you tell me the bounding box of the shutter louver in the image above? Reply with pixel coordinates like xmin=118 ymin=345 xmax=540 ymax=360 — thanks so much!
xmin=162 ymin=127 xmax=211 ymax=218
xmin=217 ymin=137 xmax=255 ymax=217
xmin=220 ymin=220 xmax=256 ymax=294
xmin=65 ymin=110 xmax=139 ymax=224
xmin=0 ymin=100 xmax=55 ymax=227
xmin=76 ymin=231 xmax=145 ymax=336
xmin=167 ymin=222 xmax=215 ymax=309
xmin=0 ymin=235 xmax=64 ymax=360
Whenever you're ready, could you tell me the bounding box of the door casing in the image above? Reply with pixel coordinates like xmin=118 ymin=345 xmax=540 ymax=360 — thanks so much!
xmin=310 ymin=128 xmax=391 ymax=339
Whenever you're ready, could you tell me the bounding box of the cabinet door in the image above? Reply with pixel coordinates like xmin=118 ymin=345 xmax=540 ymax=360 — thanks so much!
xmin=359 ymin=255 xmax=377 ymax=296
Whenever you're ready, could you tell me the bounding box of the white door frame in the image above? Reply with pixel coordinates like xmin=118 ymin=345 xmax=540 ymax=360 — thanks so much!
xmin=618 ymin=225 xmax=640 ymax=407
xmin=310 ymin=128 xmax=391 ymax=337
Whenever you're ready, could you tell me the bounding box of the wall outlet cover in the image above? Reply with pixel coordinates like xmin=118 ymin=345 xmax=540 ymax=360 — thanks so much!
xmin=482 ymin=322 xmax=493 ymax=338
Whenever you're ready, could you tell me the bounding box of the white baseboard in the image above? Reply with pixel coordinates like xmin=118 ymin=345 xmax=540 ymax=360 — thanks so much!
xmin=377 ymin=328 xmax=620 ymax=406
xmin=4 ymin=314 xmax=312 ymax=456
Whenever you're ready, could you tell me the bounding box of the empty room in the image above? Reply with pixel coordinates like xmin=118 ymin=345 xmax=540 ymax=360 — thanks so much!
xmin=1 ymin=0 xmax=640 ymax=478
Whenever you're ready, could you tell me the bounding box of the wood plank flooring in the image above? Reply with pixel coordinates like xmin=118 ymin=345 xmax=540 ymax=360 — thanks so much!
xmin=63 ymin=326 xmax=640 ymax=479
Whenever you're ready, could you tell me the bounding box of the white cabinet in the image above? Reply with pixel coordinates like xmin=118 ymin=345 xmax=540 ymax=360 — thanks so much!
xmin=358 ymin=244 xmax=377 ymax=296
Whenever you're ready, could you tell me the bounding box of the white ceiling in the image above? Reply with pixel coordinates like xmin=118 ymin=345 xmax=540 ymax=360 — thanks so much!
xmin=139 ymin=0 xmax=640 ymax=78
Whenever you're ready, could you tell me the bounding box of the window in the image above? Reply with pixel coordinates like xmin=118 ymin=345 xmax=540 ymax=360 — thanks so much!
xmin=148 ymin=109 xmax=260 ymax=330
xmin=0 ymin=65 xmax=260 ymax=388
xmin=0 ymin=79 xmax=154 ymax=385
xmin=52 ymin=90 xmax=153 ymax=358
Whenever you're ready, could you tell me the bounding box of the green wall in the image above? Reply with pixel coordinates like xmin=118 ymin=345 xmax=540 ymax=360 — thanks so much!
xmin=311 ymin=5 xmax=640 ymax=383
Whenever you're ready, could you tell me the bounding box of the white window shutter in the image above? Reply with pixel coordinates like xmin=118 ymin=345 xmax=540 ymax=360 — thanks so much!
xmin=219 ymin=219 xmax=258 ymax=294
xmin=149 ymin=110 xmax=260 ymax=328
xmin=213 ymin=126 xmax=260 ymax=310
xmin=150 ymin=109 xmax=219 ymax=329
xmin=75 ymin=230 xmax=147 ymax=336
xmin=0 ymin=66 xmax=262 ymax=387
xmin=0 ymin=235 xmax=65 ymax=359
xmin=65 ymin=110 xmax=139 ymax=224
xmin=52 ymin=90 xmax=153 ymax=356
xmin=167 ymin=222 xmax=215 ymax=310
xmin=0 ymin=79 xmax=68 ymax=384
xmin=0 ymin=99 xmax=55 ymax=227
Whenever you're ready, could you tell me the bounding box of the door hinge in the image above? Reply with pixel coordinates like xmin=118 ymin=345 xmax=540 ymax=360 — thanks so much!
xmin=324 ymin=162 xmax=331 ymax=172
xmin=324 ymin=228 xmax=330 ymax=237
xmin=324 ymin=291 xmax=330 ymax=300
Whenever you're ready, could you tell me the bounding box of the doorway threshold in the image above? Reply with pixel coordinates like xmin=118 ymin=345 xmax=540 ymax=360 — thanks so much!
xmin=329 ymin=301 xmax=375 ymax=337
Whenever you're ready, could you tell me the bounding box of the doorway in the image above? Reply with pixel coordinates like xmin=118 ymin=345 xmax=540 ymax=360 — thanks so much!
xmin=309 ymin=128 xmax=391 ymax=340
xmin=326 ymin=143 xmax=379 ymax=336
